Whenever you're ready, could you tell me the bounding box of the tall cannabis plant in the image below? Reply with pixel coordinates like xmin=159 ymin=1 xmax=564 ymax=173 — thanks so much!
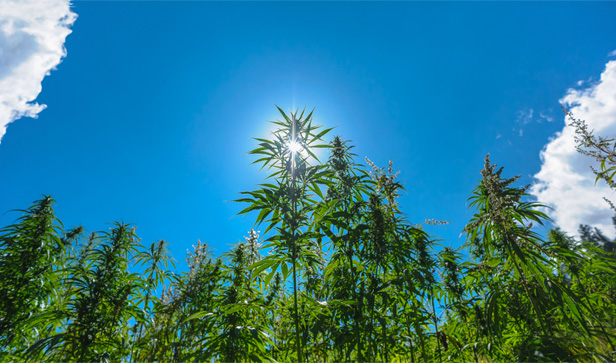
xmin=0 ymin=197 xmax=70 ymax=356
xmin=237 ymin=106 xmax=332 ymax=362
xmin=463 ymin=155 xmax=601 ymax=361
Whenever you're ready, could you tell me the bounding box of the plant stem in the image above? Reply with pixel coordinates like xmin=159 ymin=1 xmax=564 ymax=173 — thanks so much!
xmin=292 ymin=239 xmax=301 ymax=363
xmin=290 ymin=119 xmax=303 ymax=363
xmin=504 ymin=241 xmax=547 ymax=333
xmin=430 ymin=287 xmax=443 ymax=363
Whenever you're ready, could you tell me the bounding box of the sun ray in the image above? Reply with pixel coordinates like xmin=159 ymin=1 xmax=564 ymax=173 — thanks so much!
xmin=287 ymin=140 xmax=302 ymax=154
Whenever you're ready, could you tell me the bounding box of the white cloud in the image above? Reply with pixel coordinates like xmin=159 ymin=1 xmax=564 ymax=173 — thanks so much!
xmin=531 ymin=60 xmax=616 ymax=238
xmin=0 ymin=0 xmax=76 ymax=143
xmin=539 ymin=112 xmax=553 ymax=122
xmin=516 ymin=108 xmax=534 ymax=125
xmin=609 ymin=49 xmax=616 ymax=57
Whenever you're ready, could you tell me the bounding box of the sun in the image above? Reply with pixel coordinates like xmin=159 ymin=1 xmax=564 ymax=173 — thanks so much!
xmin=287 ymin=140 xmax=302 ymax=154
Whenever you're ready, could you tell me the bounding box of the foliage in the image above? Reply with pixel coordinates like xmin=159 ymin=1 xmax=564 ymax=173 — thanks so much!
xmin=567 ymin=108 xmax=616 ymax=211
xmin=1 ymin=107 xmax=615 ymax=362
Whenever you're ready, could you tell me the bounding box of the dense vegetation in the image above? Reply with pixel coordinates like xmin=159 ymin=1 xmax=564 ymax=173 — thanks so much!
xmin=1 ymin=108 xmax=615 ymax=362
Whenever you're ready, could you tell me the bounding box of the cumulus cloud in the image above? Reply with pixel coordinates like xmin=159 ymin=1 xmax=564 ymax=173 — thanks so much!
xmin=0 ymin=0 xmax=76 ymax=143
xmin=531 ymin=59 xmax=616 ymax=238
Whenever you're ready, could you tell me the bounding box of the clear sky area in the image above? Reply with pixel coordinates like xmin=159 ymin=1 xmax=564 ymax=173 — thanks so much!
xmin=1 ymin=1 xmax=615 ymax=269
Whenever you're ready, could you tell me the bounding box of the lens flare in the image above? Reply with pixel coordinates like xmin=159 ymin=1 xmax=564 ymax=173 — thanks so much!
xmin=288 ymin=140 xmax=302 ymax=153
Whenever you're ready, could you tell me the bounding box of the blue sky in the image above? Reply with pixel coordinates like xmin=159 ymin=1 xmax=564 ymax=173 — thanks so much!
xmin=1 ymin=1 xmax=615 ymax=267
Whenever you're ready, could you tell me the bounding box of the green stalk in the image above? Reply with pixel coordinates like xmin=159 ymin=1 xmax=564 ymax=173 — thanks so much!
xmin=358 ymin=280 xmax=365 ymax=362
xmin=345 ymin=207 xmax=361 ymax=362
xmin=504 ymin=241 xmax=547 ymax=333
xmin=381 ymin=294 xmax=390 ymax=363
xmin=408 ymin=320 xmax=416 ymax=363
xmin=292 ymin=237 xmax=301 ymax=363
xmin=430 ymin=287 xmax=443 ymax=363
xmin=413 ymin=313 xmax=427 ymax=361
xmin=290 ymin=124 xmax=302 ymax=363
xmin=460 ymin=313 xmax=480 ymax=363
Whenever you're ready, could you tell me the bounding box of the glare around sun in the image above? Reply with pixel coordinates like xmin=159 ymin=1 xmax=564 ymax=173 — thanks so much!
xmin=287 ymin=140 xmax=302 ymax=153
